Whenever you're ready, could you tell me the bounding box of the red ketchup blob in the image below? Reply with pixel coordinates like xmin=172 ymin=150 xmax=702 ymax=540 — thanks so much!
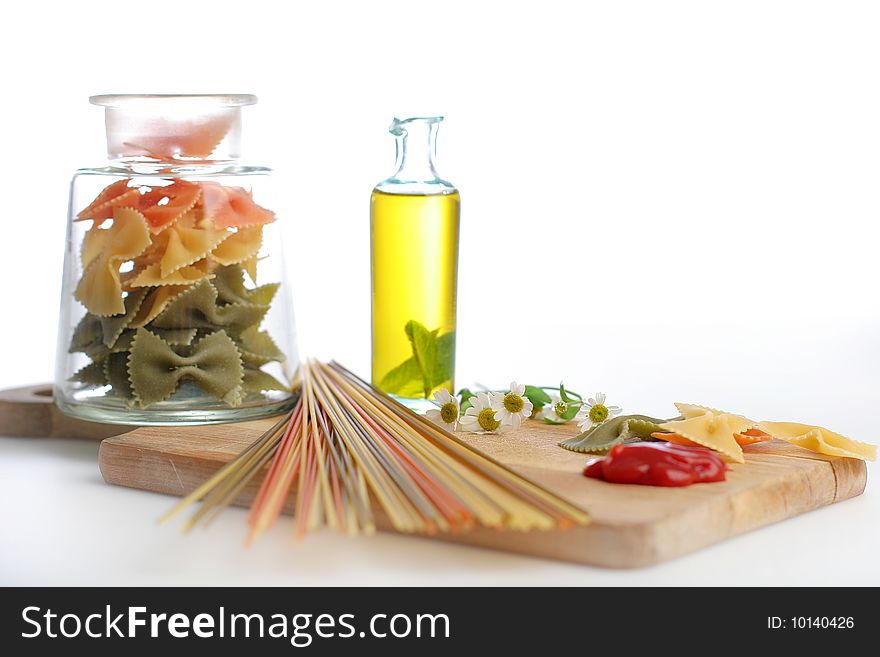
xmin=583 ymin=442 xmax=728 ymax=487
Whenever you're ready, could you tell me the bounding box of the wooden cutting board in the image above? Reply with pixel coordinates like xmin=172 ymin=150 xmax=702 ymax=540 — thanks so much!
xmin=1 ymin=385 xmax=867 ymax=567
xmin=97 ymin=411 xmax=867 ymax=568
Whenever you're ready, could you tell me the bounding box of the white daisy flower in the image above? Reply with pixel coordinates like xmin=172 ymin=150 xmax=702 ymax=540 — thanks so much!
xmin=576 ymin=392 xmax=622 ymax=431
xmin=490 ymin=382 xmax=534 ymax=429
xmin=540 ymin=393 xmax=571 ymax=424
xmin=459 ymin=392 xmax=502 ymax=434
xmin=425 ymin=388 xmax=460 ymax=431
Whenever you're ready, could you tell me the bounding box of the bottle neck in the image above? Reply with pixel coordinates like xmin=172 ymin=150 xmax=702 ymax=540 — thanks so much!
xmin=377 ymin=117 xmax=455 ymax=194
xmin=393 ymin=120 xmax=439 ymax=183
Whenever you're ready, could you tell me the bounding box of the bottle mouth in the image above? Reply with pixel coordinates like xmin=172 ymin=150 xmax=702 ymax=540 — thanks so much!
xmin=389 ymin=116 xmax=444 ymax=136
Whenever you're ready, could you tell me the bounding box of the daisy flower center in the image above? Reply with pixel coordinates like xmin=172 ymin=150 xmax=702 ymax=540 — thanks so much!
xmin=477 ymin=407 xmax=500 ymax=432
xmin=503 ymin=393 xmax=524 ymax=414
xmin=554 ymin=401 xmax=568 ymax=417
xmin=440 ymin=402 xmax=458 ymax=424
xmin=589 ymin=403 xmax=609 ymax=424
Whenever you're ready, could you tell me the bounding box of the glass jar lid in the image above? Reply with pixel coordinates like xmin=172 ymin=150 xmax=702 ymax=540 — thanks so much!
xmin=90 ymin=94 xmax=258 ymax=161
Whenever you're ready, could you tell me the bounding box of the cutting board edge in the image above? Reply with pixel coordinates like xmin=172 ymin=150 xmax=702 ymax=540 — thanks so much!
xmin=829 ymin=456 xmax=867 ymax=502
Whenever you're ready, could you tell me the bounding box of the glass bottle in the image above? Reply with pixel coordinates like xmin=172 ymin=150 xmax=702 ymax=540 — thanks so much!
xmin=54 ymin=94 xmax=298 ymax=425
xmin=371 ymin=117 xmax=460 ymax=406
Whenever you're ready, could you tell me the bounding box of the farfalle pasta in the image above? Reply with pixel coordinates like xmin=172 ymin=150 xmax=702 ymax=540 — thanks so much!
xmin=758 ymin=422 xmax=877 ymax=461
xmin=235 ymin=326 xmax=285 ymax=366
xmin=128 ymin=328 xmax=244 ymax=407
xmin=211 ymin=225 xmax=264 ymax=266
xmin=96 ymin=288 xmax=149 ymax=349
xmin=128 ymin=262 xmax=214 ymax=288
xmin=199 ymin=182 xmax=276 ymax=229
xmin=139 ymin=181 xmax=202 ymax=233
xmin=148 ymin=211 xmax=230 ymax=277
xmin=130 ymin=285 xmax=191 ymax=328
xmin=75 ymin=208 xmax=152 ymax=316
xmin=66 ymin=174 xmax=288 ymax=408
xmin=213 ymin=264 xmax=278 ymax=306
xmin=645 ymin=403 xmax=877 ymax=463
xmin=151 ymin=277 xmax=271 ymax=332
xmin=657 ymin=403 xmax=756 ymax=463
xmin=76 ymin=180 xmax=142 ymax=223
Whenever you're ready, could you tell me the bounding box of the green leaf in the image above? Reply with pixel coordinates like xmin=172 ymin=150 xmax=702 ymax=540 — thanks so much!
xmin=457 ymin=387 xmax=476 ymax=412
xmin=408 ymin=320 xmax=457 ymax=397
xmin=405 ymin=320 xmax=435 ymax=396
xmin=523 ymin=385 xmax=552 ymax=407
xmin=379 ymin=357 xmax=426 ymax=398
xmin=377 ymin=320 xmax=457 ymax=399
xmin=402 ymin=320 xmax=454 ymax=398
xmin=559 ymin=383 xmax=581 ymax=402
xmin=432 ymin=331 xmax=455 ymax=388
xmin=559 ymin=401 xmax=582 ymax=421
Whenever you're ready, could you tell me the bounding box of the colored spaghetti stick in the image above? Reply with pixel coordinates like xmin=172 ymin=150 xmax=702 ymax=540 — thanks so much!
xmin=161 ymin=360 xmax=590 ymax=540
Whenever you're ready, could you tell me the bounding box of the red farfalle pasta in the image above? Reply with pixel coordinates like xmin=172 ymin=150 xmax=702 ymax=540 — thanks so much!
xmin=199 ymin=181 xmax=275 ymax=229
xmin=73 ymin=177 xmax=271 ymax=319
xmin=138 ymin=180 xmax=202 ymax=233
xmin=76 ymin=179 xmax=141 ymax=222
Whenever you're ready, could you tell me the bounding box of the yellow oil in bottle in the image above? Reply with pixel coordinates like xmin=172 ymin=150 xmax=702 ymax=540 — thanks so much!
xmin=371 ymin=189 xmax=460 ymax=399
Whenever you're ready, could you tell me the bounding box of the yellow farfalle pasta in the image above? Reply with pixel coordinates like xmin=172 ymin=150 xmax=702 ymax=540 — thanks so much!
xmin=758 ymin=422 xmax=877 ymax=461
xmin=210 ymin=225 xmax=263 ymax=266
xmin=242 ymin=256 xmax=258 ymax=283
xmin=129 ymin=285 xmax=191 ymax=328
xmin=675 ymin=403 xmax=729 ymax=420
xmin=75 ymin=207 xmax=152 ymax=316
xmin=149 ymin=211 xmax=230 ymax=277
xmin=128 ymin=261 xmax=214 ymax=288
xmin=658 ymin=403 xmax=757 ymax=463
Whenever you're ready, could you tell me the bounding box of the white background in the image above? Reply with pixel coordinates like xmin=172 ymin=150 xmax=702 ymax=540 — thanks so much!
xmin=0 ymin=0 xmax=878 ymax=585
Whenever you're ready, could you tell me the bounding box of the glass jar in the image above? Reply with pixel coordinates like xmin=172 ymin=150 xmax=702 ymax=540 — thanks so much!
xmin=370 ymin=117 xmax=460 ymax=408
xmin=54 ymin=94 xmax=298 ymax=425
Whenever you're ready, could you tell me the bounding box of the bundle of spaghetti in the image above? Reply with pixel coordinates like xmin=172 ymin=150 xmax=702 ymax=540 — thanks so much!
xmin=160 ymin=359 xmax=589 ymax=539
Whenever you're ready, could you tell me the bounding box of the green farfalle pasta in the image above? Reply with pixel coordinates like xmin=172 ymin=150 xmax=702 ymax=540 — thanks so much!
xmin=243 ymin=366 xmax=290 ymax=394
xmin=74 ymin=325 xmax=198 ymax=360
xmin=98 ymin=288 xmax=149 ymax=348
xmin=112 ymin=327 xmax=198 ymax=353
xmin=70 ymin=359 xmax=108 ymax=386
xmin=213 ymin=264 xmax=279 ymax=307
xmin=70 ymin=261 xmax=286 ymax=407
xmin=105 ymin=351 xmax=133 ymax=398
xmin=127 ymin=328 xmax=245 ymax=407
xmin=151 ymin=278 xmax=269 ymax=333
xmin=235 ymin=325 xmax=285 ymax=366
xmin=69 ymin=314 xmax=103 ymax=353
xmin=559 ymin=414 xmax=671 ymax=454
xmin=70 ymin=289 xmax=148 ymax=356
